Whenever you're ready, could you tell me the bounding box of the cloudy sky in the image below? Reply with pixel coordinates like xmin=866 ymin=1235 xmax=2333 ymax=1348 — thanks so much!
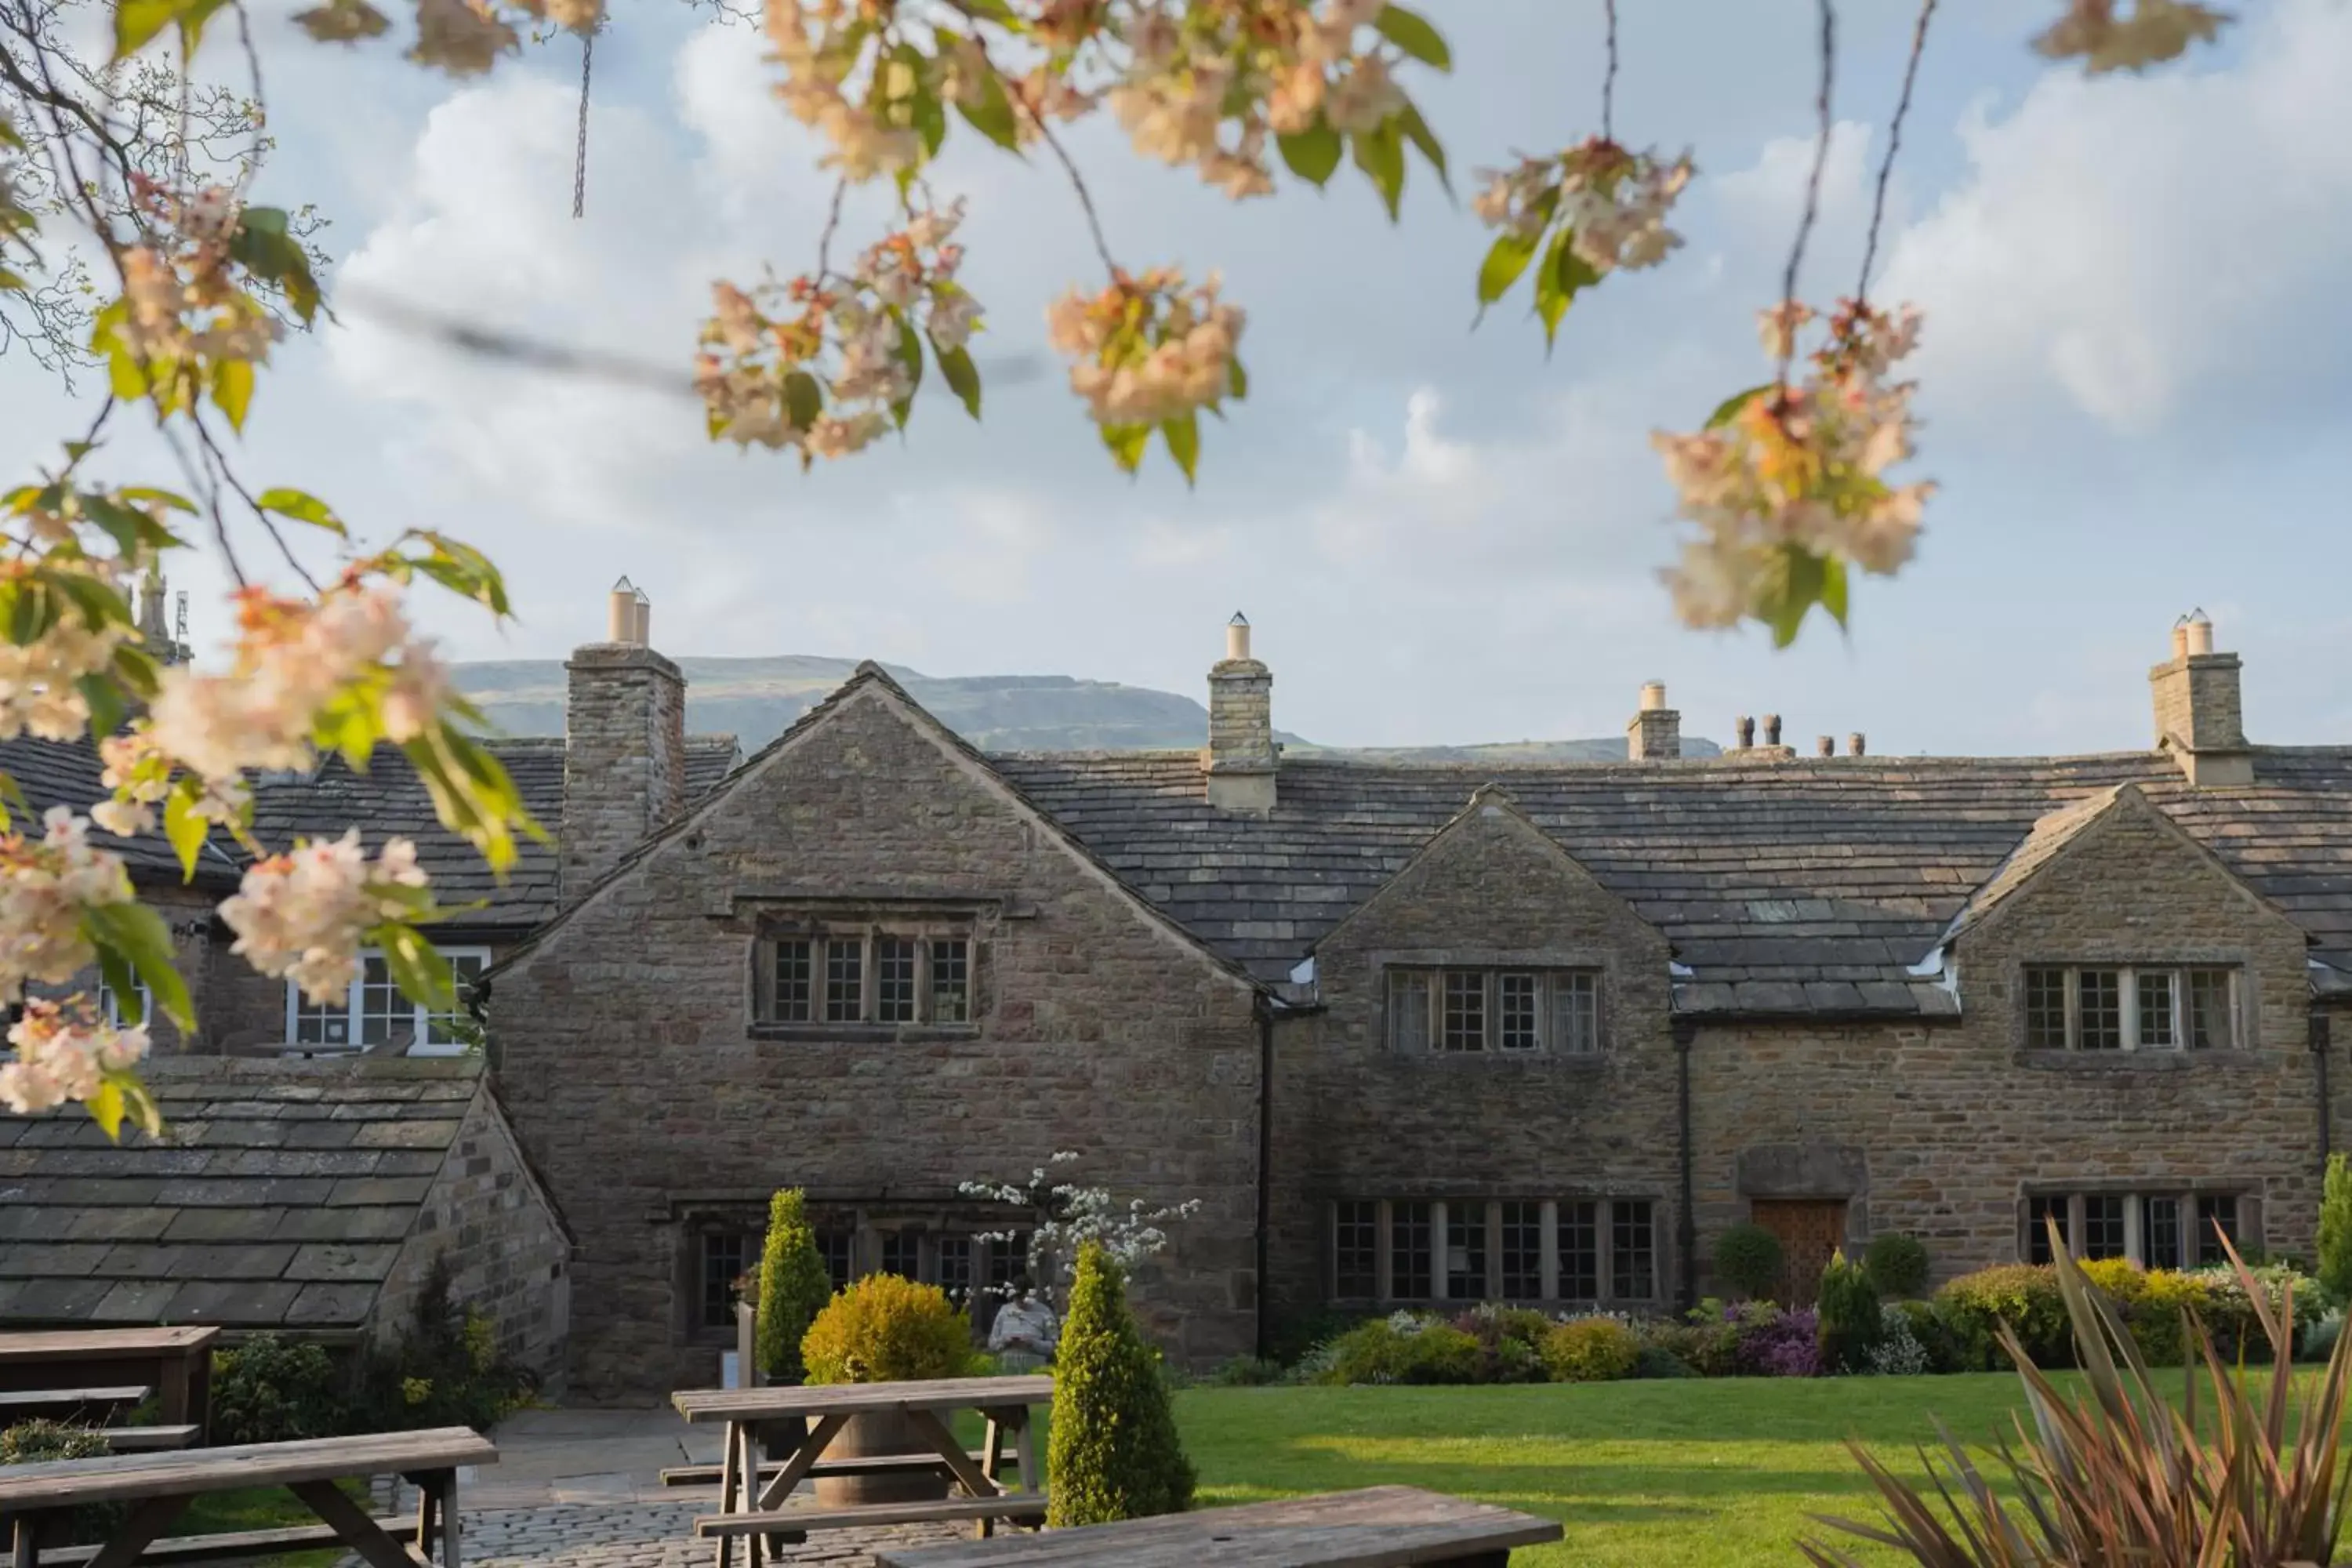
xmin=5 ymin=0 xmax=2348 ymax=755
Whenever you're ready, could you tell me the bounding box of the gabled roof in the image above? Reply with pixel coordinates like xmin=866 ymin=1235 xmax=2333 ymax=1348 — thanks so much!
xmin=0 ymin=1058 xmax=507 ymax=1334
xmin=990 ymin=746 xmax=2352 ymax=1014
xmin=0 ymin=736 xmax=243 ymax=886
xmin=1935 ymin=785 xmax=2128 ymax=948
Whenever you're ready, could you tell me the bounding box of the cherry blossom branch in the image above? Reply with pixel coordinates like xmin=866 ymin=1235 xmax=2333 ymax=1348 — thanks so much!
xmin=193 ymin=412 xmax=325 ymax=593
xmin=1775 ymin=0 xmax=1836 ymax=393
xmin=1857 ymin=0 xmax=1934 ymax=304
xmin=812 ymin=175 xmax=848 ymax=281
xmin=1599 ymin=0 xmax=1618 ymax=142
xmin=1029 ymin=114 xmax=1119 ymax=283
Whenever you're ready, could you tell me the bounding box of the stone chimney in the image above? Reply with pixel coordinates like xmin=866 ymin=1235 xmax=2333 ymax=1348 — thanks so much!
xmin=1849 ymin=732 xmax=1867 ymax=757
xmin=1734 ymin=716 xmax=1755 ymax=751
xmin=2149 ymin=609 xmax=2252 ymax=787
xmin=1762 ymin=713 xmax=1782 ymax=748
xmin=1626 ymin=681 xmax=1681 ymax=760
xmin=563 ymin=576 xmax=688 ymax=899
xmin=1203 ymin=612 xmax=1276 ymax=815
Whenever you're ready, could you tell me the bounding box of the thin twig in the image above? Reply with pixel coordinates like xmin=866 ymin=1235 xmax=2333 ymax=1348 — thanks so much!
xmin=1776 ymin=0 xmax=1836 ymax=391
xmin=1599 ymin=0 xmax=1618 ymax=142
xmin=812 ymin=175 xmax=848 ymax=281
xmin=1030 ymin=115 xmax=1119 ymax=281
xmin=1857 ymin=0 xmax=1933 ymax=305
xmin=194 ymin=411 xmax=321 ymax=593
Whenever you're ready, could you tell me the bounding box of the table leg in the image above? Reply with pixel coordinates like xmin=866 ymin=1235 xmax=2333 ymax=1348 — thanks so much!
xmin=1012 ymin=1411 xmax=1041 ymax=1530
xmin=978 ymin=1415 xmax=1004 ymax=1539
xmin=713 ymin=1421 xmax=742 ymax=1568
xmin=753 ymin=1411 xmax=845 ymax=1562
xmin=408 ymin=1470 xmax=441 ymax=1561
xmin=290 ymin=1479 xmax=422 ymax=1568
xmin=83 ymin=1495 xmax=191 ymax=1568
xmin=9 ymin=1514 xmax=34 ymax=1568
xmin=438 ymin=1471 xmax=462 ymax=1567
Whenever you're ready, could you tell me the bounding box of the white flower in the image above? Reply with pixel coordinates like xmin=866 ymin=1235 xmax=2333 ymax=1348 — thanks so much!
xmin=217 ymin=831 xmax=430 ymax=1004
xmin=0 ymin=810 xmax=134 ymax=1001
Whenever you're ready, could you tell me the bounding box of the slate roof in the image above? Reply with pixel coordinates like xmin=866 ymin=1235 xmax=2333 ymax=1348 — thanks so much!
xmin=0 ymin=1059 xmax=488 ymax=1333
xmin=989 ymin=746 xmax=2352 ymax=1016
xmin=0 ymin=737 xmax=242 ymax=885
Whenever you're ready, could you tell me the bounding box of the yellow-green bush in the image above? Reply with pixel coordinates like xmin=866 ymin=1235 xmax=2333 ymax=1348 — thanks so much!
xmin=1936 ymin=1265 xmax=2071 ymax=1369
xmin=1542 ymin=1317 xmax=1641 ymax=1382
xmin=800 ymin=1275 xmax=975 ymax=1385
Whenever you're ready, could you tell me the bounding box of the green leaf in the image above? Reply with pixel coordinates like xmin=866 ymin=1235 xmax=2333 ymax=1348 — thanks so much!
xmin=404 ymin=532 xmax=511 ymax=616
xmin=112 ymin=0 xmax=183 ymax=57
xmin=1228 ymin=357 xmax=1249 ymax=401
xmin=1759 ymin=546 xmax=1830 ymax=648
xmin=1276 ymin=119 xmax=1344 ymax=187
xmin=954 ymin=68 xmax=1022 ymax=152
xmin=956 ymin=0 xmax=1016 ymax=20
xmin=1820 ymin=554 xmax=1850 ymax=630
xmin=163 ymin=780 xmax=209 ymax=880
xmin=82 ymin=901 xmax=193 ymax=1030
xmin=1476 ymin=230 xmax=1541 ymax=310
xmin=891 ymin=314 xmax=924 ymax=430
xmin=1396 ymin=102 xmax=1449 ymax=194
xmin=1532 ymin=229 xmax=1601 ymax=354
xmin=116 ymin=486 xmax=194 ymax=514
xmin=86 ymin=1078 xmax=127 ymax=1141
xmin=1352 ymin=120 xmax=1406 ymax=221
xmin=374 ymin=922 xmax=457 ymax=1014
xmin=78 ymin=492 xmax=183 ymax=556
xmin=238 ymin=207 xmax=289 ymax=237
xmin=932 ymin=340 xmax=982 ymax=419
xmin=0 ymin=768 xmax=27 ymax=831
xmin=77 ymin=673 xmax=125 ymax=744
xmin=1100 ymin=422 xmax=1150 ymax=474
xmin=1161 ymin=412 xmax=1201 ymax=486
xmin=111 ymin=642 xmax=161 ymax=701
xmin=1706 ymin=383 xmax=1777 ymax=429
xmin=209 ymin=357 xmax=253 ymax=431
xmin=910 ymin=80 xmax=946 ymax=157
xmin=1373 ymin=3 xmax=1451 ymax=68
xmin=255 ymin=487 xmax=347 ymax=535
xmin=782 ymin=369 xmax=823 ymax=432
xmin=96 ymin=944 xmax=143 ymax=1025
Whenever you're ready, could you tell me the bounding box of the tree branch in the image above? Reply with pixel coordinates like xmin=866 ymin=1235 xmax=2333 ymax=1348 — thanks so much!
xmin=1776 ymin=0 xmax=1836 ymax=390
xmin=1857 ymin=0 xmax=1934 ymax=305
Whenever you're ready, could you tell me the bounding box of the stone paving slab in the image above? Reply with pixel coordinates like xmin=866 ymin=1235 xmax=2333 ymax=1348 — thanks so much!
xmin=331 ymin=1502 xmax=967 ymax=1567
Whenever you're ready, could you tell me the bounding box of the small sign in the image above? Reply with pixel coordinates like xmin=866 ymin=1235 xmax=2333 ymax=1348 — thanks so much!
xmin=720 ymin=1350 xmax=740 ymax=1390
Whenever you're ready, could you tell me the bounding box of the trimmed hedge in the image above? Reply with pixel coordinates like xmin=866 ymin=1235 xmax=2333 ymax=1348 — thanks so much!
xmin=1542 ymin=1318 xmax=1640 ymax=1382
xmin=1817 ymin=1251 xmax=1884 ymax=1374
xmin=800 ymin=1274 xmax=975 ymax=1385
xmin=1862 ymin=1233 xmax=1931 ymax=1300
xmin=753 ymin=1188 xmax=833 ymax=1385
xmin=1047 ymin=1245 xmax=1195 ymax=1527
xmin=1712 ymin=1224 xmax=1786 ymax=1301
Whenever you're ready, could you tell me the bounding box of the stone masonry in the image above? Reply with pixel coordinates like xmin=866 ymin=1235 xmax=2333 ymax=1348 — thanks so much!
xmin=563 ymin=643 xmax=689 ymax=902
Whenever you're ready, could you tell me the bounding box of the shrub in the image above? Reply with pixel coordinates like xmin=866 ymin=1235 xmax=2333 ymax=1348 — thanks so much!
xmin=2125 ymin=1269 xmax=2212 ymax=1367
xmin=1446 ymin=1305 xmax=1553 ymax=1385
xmin=2 ymin=1422 xmax=125 ymax=1544
xmin=1205 ymin=1355 xmax=1284 ymax=1387
xmin=1890 ymin=1299 xmax=1964 ymax=1374
xmin=211 ymin=1333 xmax=343 ymax=1446
xmin=1864 ymin=1303 xmax=1931 ymax=1376
xmin=1713 ymin=1224 xmax=1785 ymax=1300
xmin=1265 ymin=1306 xmax=1373 ymax=1368
xmin=1632 ymin=1345 xmax=1699 ymax=1379
xmin=1817 ymin=1251 xmax=1884 ymax=1374
xmin=1861 ymin=1233 xmax=1930 ymax=1300
xmin=1046 ymin=1245 xmax=1194 ymax=1527
xmin=1936 ymin=1264 xmax=2071 ymax=1370
xmin=753 ymin=1189 xmax=833 ymax=1385
xmin=2303 ymin=1306 xmax=2345 ymax=1366
xmin=1734 ymin=1306 xmax=1822 ymax=1377
xmin=1319 ymin=1315 xmax=1484 ymax=1386
xmin=2324 ymin=1157 xmax=2352 ymax=1307
xmin=1643 ymin=1305 xmax=1744 ymax=1377
xmin=358 ymin=1254 xmax=536 ymax=1432
xmin=1541 ymin=1317 xmax=1640 ymax=1383
xmin=800 ymin=1275 xmax=975 ymax=1385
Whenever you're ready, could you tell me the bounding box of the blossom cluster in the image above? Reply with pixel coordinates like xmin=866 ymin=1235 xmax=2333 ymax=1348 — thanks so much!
xmin=2032 ymin=0 xmax=2231 ymax=74
xmin=763 ymin=0 xmax=927 ymax=180
xmin=0 ymin=809 xmax=134 ymax=1001
xmin=959 ymin=1150 xmax=1202 ymax=1306
xmin=1651 ymin=299 xmax=1933 ymax=633
xmin=1046 ymin=267 xmax=1244 ymax=427
xmin=0 ymin=561 xmax=138 ymax=745
xmin=1472 ymin=138 xmax=1694 ymax=277
xmin=113 ymin=176 xmax=281 ymax=368
xmin=217 ymin=829 xmax=429 ymax=1004
xmin=0 ymin=998 xmax=149 ymax=1116
xmin=698 ymin=201 xmax=982 ymax=461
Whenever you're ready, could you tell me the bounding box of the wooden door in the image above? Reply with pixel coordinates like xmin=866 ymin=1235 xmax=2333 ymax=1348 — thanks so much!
xmin=1749 ymin=1200 xmax=1849 ymax=1308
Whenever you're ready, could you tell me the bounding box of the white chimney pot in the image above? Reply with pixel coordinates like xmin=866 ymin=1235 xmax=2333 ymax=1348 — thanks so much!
xmin=608 ymin=576 xmax=638 ymax=644
xmin=1639 ymin=681 xmax=1668 ymax=713
xmin=2184 ymin=612 xmax=2213 ymax=657
xmin=1225 ymin=613 xmax=1251 ymax=663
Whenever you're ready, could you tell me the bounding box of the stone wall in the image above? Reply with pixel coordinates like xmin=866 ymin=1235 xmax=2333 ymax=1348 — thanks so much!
xmin=1269 ymin=791 xmax=1683 ymax=1323
xmin=374 ymin=1080 xmax=572 ymax=1386
xmin=562 ymin=644 xmax=688 ymax=902
xmin=492 ymin=677 xmax=1263 ymax=1401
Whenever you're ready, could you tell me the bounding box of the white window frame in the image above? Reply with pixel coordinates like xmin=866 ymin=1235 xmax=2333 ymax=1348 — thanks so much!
xmin=1386 ymin=967 xmax=1602 ymax=1054
xmin=2020 ymin=964 xmax=2240 ymax=1052
xmin=282 ymin=946 xmax=491 ymax=1057
xmin=99 ymin=978 xmax=154 ymax=1030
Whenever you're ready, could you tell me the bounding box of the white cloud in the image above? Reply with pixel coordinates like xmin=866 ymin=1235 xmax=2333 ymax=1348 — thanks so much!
xmin=1878 ymin=0 xmax=2352 ymax=436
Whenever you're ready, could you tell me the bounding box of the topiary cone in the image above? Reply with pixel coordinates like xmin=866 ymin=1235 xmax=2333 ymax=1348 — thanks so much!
xmin=753 ymin=1188 xmax=832 ymax=1385
xmin=1046 ymin=1243 xmax=1195 ymax=1526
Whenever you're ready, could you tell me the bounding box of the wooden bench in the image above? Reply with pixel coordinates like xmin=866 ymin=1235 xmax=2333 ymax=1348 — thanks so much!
xmin=659 ymin=1450 xmax=992 ymax=1487
xmin=0 ymin=1331 xmax=216 ymax=1446
xmin=95 ymin=1429 xmax=198 ymax=1457
xmin=0 ymin=1391 xmax=151 ymax=1423
xmin=699 ymin=1491 xmax=1050 ymax=1544
xmin=0 ymin=1425 xmax=495 ymax=1567
xmin=868 ymin=1485 xmax=1566 ymax=1567
xmin=34 ymin=1515 xmax=420 ymax=1564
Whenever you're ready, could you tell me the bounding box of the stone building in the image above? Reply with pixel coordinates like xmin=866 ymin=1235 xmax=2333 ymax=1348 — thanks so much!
xmin=11 ymin=587 xmax=2352 ymax=1403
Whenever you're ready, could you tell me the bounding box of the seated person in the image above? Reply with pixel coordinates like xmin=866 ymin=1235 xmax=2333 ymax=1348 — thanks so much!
xmin=985 ymin=1274 xmax=1060 ymax=1371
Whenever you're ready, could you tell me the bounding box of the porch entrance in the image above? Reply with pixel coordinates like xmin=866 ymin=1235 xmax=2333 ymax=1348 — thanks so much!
xmin=1749 ymin=1199 xmax=1849 ymax=1308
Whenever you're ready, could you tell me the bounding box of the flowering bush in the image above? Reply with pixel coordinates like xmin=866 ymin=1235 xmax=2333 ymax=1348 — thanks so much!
xmin=1862 ymin=1302 xmax=1931 ymax=1376
xmin=959 ymin=1151 xmax=1200 ymax=1310
xmin=1733 ymin=1305 xmax=1823 ymax=1377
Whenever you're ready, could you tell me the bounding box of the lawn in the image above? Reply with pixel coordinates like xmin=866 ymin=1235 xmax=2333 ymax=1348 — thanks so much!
xmin=1172 ymin=1374 xmax=2054 ymax=1568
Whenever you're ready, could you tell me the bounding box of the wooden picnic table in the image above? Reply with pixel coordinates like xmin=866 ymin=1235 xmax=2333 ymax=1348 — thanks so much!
xmin=672 ymin=1374 xmax=1054 ymax=1568
xmin=0 ymin=1425 xmax=495 ymax=1568
xmin=870 ymin=1486 xmax=1565 ymax=1568
xmin=0 ymin=1331 xmax=216 ymax=1443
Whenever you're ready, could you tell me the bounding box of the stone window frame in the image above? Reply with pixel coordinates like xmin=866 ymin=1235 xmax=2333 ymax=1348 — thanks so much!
xmin=1380 ymin=961 xmax=1605 ymax=1057
xmin=1327 ymin=1196 xmax=1661 ymax=1307
xmin=2017 ymin=1184 xmax=2258 ymax=1269
xmin=281 ymin=945 xmax=492 ymax=1056
xmin=2017 ymin=962 xmax=2245 ymax=1055
xmin=748 ymin=911 xmax=982 ymax=1039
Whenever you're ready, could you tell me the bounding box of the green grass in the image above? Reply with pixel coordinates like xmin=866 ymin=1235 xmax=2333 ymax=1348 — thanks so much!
xmin=1169 ymin=1376 xmax=2056 ymax=1568
xmin=164 ymin=1481 xmax=365 ymax=1567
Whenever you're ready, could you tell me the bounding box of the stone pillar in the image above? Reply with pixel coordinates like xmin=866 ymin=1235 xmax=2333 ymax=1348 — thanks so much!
xmin=2149 ymin=611 xmax=2252 ymax=786
xmin=1625 ymin=681 xmax=1681 ymax=760
xmin=562 ymin=581 xmax=688 ymax=901
xmin=1204 ymin=613 xmax=1276 ymax=815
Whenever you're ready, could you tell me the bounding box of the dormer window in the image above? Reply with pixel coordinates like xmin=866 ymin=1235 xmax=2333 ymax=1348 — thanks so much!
xmin=2022 ymin=964 xmax=2239 ymax=1052
xmin=1388 ymin=967 xmax=1600 ymax=1054
xmin=756 ymin=924 xmax=977 ymax=1029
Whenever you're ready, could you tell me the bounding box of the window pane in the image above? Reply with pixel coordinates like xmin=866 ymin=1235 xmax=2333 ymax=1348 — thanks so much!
xmin=1446 ymin=1206 xmax=1488 ymax=1301
xmin=1497 ymin=975 xmax=1541 ymax=1051
xmin=2189 ymin=970 xmax=2233 ymax=1050
xmin=929 ymin=939 xmax=970 ymax=1024
xmin=1389 ymin=1202 xmax=1432 ymax=1299
xmin=1499 ymin=1202 xmax=1543 ymax=1299
xmin=100 ymin=981 xmax=151 ymax=1030
xmin=2143 ymin=1196 xmax=2182 ymax=1269
xmin=289 ymin=981 xmax=349 ymax=1046
xmin=936 ymin=1236 xmax=974 ymax=1305
xmin=772 ymin=940 xmax=813 ymax=1023
xmin=987 ymin=1232 xmax=1031 ymax=1297
xmin=1553 ymin=972 xmax=1599 ymax=1054
xmin=1333 ymin=1202 xmax=1378 ymax=1299
xmin=1440 ymin=973 xmax=1485 ymax=1052
xmin=358 ymin=955 xmax=407 ymax=1047
xmin=878 ymin=1231 xmax=920 ymax=1279
xmin=1558 ymin=1201 xmax=1599 ymax=1299
xmin=815 ymin=1229 xmax=854 ymax=1290
xmin=2027 ymin=1195 xmax=2069 ymax=1263
xmin=2077 ymin=970 xmax=2122 ymax=1050
xmin=2136 ymin=970 xmax=2177 ymax=1049
xmin=2024 ymin=967 xmax=2068 ymax=1050
xmin=423 ymin=953 xmax=487 ymax=1047
xmin=1389 ymin=972 xmax=1432 ymax=1052
xmin=702 ymin=1232 xmax=746 ymax=1330
xmin=2196 ymin=1196 xmax=2239 ymax=1265
xmin=2082 ymin=1195 xmax=2126 ymax=1260
xmin=1611 ymin=1200 xmax=1656 ymax=1301
xmin=876 ymin=938 xmax=917 ymax=1024
xmin=825 ymin=940 xmax=863 ymax=1024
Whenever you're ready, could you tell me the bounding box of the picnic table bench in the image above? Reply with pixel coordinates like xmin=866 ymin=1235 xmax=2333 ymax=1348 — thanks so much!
xmin=673 ymin=1374 xmax=1052 ymax=1568
xmin=0 ymin=1332 xmax=216 ymax=1445
xmin=871 ymin=1486 xmax=1565 ymax=1568
xmin=0 ymin=1392 xmax=151 ymax=1425
xmin=0 ymin=1425 xmax=495 ymax=1567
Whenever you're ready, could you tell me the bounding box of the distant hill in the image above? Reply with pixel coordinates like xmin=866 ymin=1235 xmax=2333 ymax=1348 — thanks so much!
xmin=452 ymin=655 xmax=1721 ymax=761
